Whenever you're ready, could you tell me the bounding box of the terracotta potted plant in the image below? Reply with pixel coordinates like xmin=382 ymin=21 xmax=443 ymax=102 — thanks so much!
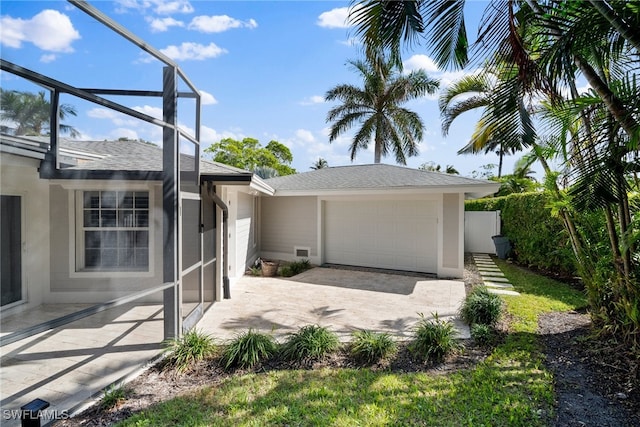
xmin=261 ymin=259 xmax=279 ymax=277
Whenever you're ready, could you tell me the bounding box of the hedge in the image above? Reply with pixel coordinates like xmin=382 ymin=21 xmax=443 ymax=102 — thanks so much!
xmin=466 ymin=192 xmax=577 ymax=277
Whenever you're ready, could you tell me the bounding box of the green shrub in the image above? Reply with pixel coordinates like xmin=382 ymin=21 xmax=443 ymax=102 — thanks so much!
xmin=281 ymin=324 xmax=339 ymax=361
xmin=349 ymin=330 xmax=397 ymax=364
xmin=101 ymin=384 xmax=129 ymax=409
xmin=470 ymin=323 xmax=497 ymax=346
xmin=280 ymin=259 xmax=312 ymax=277
xmin=466 ymin=192 xmax=578 ymax=277
xmin=409 ymin=313 xmax=461 ymax=363
xmin=459 ymin=286 xmax=503 ymax=326
xmin=221 ymin=329 xmax=278 ymax=370
xmin=163 ymin=329 xmax=216 ymax=374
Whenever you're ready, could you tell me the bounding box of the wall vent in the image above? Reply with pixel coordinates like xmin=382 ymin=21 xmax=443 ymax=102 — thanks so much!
xmin=294 ymin=246 xmax=310 ymax=258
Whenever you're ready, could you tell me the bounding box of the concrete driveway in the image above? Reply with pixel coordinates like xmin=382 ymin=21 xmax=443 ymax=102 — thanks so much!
xmin=197 ymin=267 xmax=469 ymax=342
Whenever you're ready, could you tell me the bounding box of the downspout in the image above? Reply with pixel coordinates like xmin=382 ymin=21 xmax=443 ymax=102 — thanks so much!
xmin=206 ymin=182 xmax=231 ymax=299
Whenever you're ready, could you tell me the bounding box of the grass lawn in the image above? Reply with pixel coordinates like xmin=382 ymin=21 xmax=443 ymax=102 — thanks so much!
xmin=118 ymin=261 xmax=588 ymax=427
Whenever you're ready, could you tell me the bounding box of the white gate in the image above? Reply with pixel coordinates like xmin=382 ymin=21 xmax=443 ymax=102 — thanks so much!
xmin=464 ymin=211 xmax=501 ymax=254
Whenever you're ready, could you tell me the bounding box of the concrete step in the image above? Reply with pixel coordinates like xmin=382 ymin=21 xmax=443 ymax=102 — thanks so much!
xmin=487 ymin=288 xmax=520 ymax=296
xmin=484 ymin=281 xmax=514 ymax=289
xmin=480 ymin=276 xmax=509 ymax=282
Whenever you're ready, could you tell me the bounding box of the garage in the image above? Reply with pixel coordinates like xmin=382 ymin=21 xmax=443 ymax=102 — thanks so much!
xmin=324 ymin=199 xmax=438 ymax=273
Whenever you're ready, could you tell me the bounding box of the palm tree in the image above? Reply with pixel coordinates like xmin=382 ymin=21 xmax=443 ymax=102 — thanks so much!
xmin=439 ymin=68 xmax=536 ymax=178
xmin=325 ymin=51 xmax=439 ymax=164
xmin=310 ymin=158 xmax=329 ymax=170
xmin=0 ymin=89 xmax=79 ymax=137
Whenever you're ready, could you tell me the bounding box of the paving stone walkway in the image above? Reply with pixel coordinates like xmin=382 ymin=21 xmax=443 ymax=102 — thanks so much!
xmin=472 ymin=254 xmax=520 ymax=296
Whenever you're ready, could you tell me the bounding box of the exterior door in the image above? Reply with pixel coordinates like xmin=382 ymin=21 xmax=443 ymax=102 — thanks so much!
xmin=1 ymin=195 xmax=22 ymax=307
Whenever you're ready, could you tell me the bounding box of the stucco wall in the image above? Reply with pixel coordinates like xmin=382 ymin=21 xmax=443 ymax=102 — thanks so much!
xmin=48 ymin=183 xmax=164 ymax=302
xmin=235 ymin=191 xmax=258 ymax=276
xmin=441 ymin=193 xmax=463 ymax=276
xmin=0 ymin=153 xmax=51 ymax=311
xmin=260 ymin=196 xmax=317 ymax=260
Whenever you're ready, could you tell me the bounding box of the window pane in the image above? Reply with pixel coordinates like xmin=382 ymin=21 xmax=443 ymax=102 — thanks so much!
xmin=85 ymin=249 xmax=100 ymax=267
xmin=119 ymin=210 xmax=134 ymax=227
xmin=135 ymin=211 xmax=149 ymax=227
xmin=81 ymin=190 xmax=150 ymax=271
xmin=135 ymin=231 xmax=149 ymax=247
xmin=119 ymin=248 xmax=134 ymax=266
xmin=101 ymin=249 xmax=118 ymax=267
xmin=84 ymin=191 xmax=100 ymax=209
xmin=119 ymin=191 xmax=134 ymax=208
xmin=135 ymin=192 xmax=149 ymax=209
xmin=101 ymin=191 xmax=117 ymax=208
xmin=84 ymin=210 xmax=100 ymax=227
xmin=85 ymin=231 xmax=101 ymax=248
xmin=101 ymin=210 xmax=117 ymax=227
xmin=135 ymin=248 xmax=149 ymax=267
xmin=102 ymin=231 xmax=118 ymax=247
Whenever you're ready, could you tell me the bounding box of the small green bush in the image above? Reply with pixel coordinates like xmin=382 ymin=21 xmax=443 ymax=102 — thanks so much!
xmin=350 ymin=330 xmax=397 ymax=364
xmin=409 ymin=313 xmax=461 ymax=363
xmin=101 ymin=384 xmax=129 ymax=409
xmin=281 ymin=324 xmax=339 ymax=361
xmin=221 ymin=329 xmax=278 ymax=370
xmin=470 ymin=323 xmax=497 ymax=346
xmin=280 ymin=259 xmax=312 ymax=277
xmin=163 ymin=329 xmax=216 ymax=374
xmin=459 ymin=286 xmax=503 ymax=326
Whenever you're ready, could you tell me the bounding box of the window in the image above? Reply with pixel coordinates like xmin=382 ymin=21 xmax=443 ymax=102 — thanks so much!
xmin=79 ymin=191 xmax=149 ymax=271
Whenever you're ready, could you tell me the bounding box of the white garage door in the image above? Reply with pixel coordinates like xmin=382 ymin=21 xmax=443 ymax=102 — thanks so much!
xmin=324 ymin=200 xmax=437 ymax=273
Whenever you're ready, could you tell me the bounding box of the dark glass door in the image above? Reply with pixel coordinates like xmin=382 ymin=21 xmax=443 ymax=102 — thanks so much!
xmin=1 ymin=195 xmax=22 ymax=307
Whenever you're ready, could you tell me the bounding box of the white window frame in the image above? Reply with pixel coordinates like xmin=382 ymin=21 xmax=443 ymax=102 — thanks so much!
xmin=68 ymin=183 xmax=155 ymax=278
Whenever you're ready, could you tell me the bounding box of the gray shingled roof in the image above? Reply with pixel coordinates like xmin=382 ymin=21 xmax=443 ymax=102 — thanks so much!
xmin=61 ymin=139 xmax=249 ymax=175
xmin=264 ymin=164 xmax=497 ymax=192
xmin=1 ymin=135 xmax=249 ymax=175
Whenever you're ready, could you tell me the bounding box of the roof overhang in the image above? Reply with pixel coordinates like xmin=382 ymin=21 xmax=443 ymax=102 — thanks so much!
xmin=269 ymin=183 xmax=500 ymax=198
xmin=200 ymin=173 xmax=275 ymax=196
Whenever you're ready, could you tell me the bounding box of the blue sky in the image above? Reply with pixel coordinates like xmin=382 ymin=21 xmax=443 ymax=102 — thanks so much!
xmin=0 ymin=0 xmax=517 ymax=177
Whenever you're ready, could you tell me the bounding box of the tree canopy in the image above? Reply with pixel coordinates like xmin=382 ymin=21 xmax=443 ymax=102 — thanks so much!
xmin=0 ymin=89 xmax=79 ymax=137
xmin=204 ymin=137 xmax=296 ymax=177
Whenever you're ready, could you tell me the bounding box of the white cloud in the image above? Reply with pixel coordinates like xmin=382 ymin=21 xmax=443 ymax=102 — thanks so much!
xmin=295 ymin=129 xmax=315 ymax=143
xmin=154 ymin=0 xmax=194 ymax=15
xmin=40 ymin=54 xmax=57 ymax=63
xmin=115 ymin=0 xmax=193 ymax=15
xmin=87 ymin=108 xmax=121 ymax=120
xmin=199 ymin=90 xmax=217 ymax=105
xmin=200 ymin=125 xmax=242 ymax=146
xmin=1 ymin=10 xmax=80 ymax=52
xmin=87 ymin=106 xmax=158 ymax=127
xmin=160 ymin=42 xmax=227 ymax=61
xmin=188 ymin=15 xmax=257 ymax=33
xmin=404 ymin=55 xmax=440 ymax=73
xmin=299 ymin=95 xmax=325 ymax=106
xmin=148 ymin=17 xmax=184 ymax=32
xmin=317 ymin=5 xmax=360 ymax=29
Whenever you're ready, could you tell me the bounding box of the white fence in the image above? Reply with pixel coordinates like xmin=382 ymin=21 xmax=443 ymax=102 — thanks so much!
xmin=464 ymin=211 xmax=500 ymax=254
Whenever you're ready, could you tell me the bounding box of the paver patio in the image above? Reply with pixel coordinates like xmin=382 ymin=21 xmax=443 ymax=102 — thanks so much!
xmin=0 ymin=266 xmax=470 ymax=425
xmin=198 ymin=266 xmax=470 ymax=342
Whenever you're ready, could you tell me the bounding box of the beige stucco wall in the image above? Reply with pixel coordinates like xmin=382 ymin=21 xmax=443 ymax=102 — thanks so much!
xmin=236 ymin=190 xmax=259 ymax=276
xmin=440 ymin=193 xmax=463 ymax=277
xmin=48 ymin=182 xmax=164 ymax=303
xmin=0 ymin=153 xmax=51 ymax=312
xmin=260 ymin=196 xmax=318 ymax=262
